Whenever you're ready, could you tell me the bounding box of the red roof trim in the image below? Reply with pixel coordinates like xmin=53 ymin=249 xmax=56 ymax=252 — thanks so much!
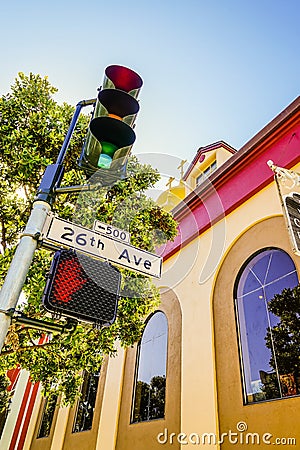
xmin=162 ymin=97 xmax=300 ymax=261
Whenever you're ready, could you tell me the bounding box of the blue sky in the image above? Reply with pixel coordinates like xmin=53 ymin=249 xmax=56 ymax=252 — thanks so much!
xmin=1 ymin=0 xmax=300 ymax=179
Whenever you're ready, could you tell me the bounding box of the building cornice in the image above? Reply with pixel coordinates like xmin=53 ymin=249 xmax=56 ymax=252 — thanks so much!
xmin=162 ymin=96 xmax=300 ymax=261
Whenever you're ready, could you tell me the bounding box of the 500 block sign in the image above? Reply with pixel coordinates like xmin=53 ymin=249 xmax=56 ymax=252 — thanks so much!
xmin=41 ymin=215 xmax=162 ymax=278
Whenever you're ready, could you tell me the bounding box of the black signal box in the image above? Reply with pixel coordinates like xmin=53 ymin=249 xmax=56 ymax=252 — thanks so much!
xmin=42 ymin=249 xmax=121 ymax=326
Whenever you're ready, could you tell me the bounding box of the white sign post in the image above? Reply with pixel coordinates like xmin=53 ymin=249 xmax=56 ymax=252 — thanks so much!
xmin=41 ymin=215 xmax=162 ymax=278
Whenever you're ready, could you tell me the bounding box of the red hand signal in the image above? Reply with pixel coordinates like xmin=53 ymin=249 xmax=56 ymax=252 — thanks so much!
xmin=52 ymin=258 xmax=87 ymax=303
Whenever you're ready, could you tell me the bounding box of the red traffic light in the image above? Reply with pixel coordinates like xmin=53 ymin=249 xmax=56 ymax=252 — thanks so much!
xmin=104 ymin=65 xmax=143 ymax=94
xmin=42 ymin=250 xmax=121 ymax=326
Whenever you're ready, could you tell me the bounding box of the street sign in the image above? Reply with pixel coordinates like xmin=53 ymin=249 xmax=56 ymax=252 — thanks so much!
xmin=41 ymin=214 xmax=162 ymax=278
xmin=283 ymin=192 xmax=300 ymax=255
xmin=93 ymin=220 xmax=131 ymax=243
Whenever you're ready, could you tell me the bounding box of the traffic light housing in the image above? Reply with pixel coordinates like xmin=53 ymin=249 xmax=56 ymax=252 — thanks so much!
xmin=42 ymin=249 xmax=121 ymax=326
xmin=78 ymin=65 xmax=143 ymax=185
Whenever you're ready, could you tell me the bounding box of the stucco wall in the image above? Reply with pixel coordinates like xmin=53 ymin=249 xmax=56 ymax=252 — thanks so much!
xmin=159 ymin=164 xmax=300 ymax=448
xmin=213 ymin=215 xmax=300 ymax=449
xmin=115 ymin=290 xmax=182 ymax=450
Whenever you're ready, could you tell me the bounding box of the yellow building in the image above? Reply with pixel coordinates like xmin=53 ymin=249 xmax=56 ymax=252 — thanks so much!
xmin=2 ymin=96 xmax=300 ymax=449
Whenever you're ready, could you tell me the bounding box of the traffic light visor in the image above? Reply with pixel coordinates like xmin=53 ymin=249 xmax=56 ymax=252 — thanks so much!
xmin=98 ymin=89 xmax=139 ymax=120
xmin=105 ymin=65 xmax=143 ymax=93
xmin=90 ymin=116 xmax=136 ymax=149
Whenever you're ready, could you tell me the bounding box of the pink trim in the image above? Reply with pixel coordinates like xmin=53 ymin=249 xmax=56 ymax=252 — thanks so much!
xmin=162 ymin=121 xmax=300 ymax=261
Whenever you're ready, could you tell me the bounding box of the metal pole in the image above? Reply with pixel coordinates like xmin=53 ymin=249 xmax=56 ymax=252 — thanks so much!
xmin=12 ymin=313 xmax=77 ymax=334
xmin=0 ymin=202 xmax=51 ymax=351
xmin=56 ymin=99 xmax=95 ymax=165
xmin=0 ymin=98 xmax=95 ymax=352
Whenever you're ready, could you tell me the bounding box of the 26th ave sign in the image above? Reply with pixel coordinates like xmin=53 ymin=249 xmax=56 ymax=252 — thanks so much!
xmin=41 ymin=214 xmax=162 ymax=278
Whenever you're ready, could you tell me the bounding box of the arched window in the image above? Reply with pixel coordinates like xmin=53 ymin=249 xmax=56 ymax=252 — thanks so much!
xmin=235 ymin=248 xmax=299 ymax=403
xmin=131 ymin=311 xmax=168 ymax=423
xmin=72 ymin=370 xmax=100 ymax=433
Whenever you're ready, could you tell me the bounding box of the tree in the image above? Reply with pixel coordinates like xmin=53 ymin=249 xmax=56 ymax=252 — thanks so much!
xmin=0 ymin=73 xmax=177 ymax=411
xmin=265 ymin=286 xmax=300 ymax=395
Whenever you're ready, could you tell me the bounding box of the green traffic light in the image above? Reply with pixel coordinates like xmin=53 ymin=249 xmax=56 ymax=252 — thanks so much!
xmin=97 ymin=141 xmax=118 ymax=169
xmin=98 ymin=154 xmax=112 ymax=169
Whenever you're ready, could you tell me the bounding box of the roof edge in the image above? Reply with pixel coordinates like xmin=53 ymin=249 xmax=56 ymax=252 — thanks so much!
xmin=183 ymin=140 xmax=237 ymax=180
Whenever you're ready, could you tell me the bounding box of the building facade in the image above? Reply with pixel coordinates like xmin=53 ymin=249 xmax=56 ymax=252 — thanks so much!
xmin=2 ymin=96 xmax=300 ymax=449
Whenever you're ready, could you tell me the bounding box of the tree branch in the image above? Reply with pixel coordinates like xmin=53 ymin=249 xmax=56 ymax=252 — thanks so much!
xmin=1 ymin=341 xmax=56 ymax=355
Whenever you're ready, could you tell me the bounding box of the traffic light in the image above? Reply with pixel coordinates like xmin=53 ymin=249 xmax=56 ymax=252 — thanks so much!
xmin=42 ymin=249 xmax=121 ymax=326
xmin=78 ymin=65 xmax=143 ymax=185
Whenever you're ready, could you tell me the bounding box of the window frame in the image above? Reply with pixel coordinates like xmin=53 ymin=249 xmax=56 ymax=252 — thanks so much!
xmin=130 ymin=311 xmax=168 ymax=423
xmin=37 ymin=395 xmax=58 ymax=439
xmin=234 ymin=247 xmax=299 ymax=405
xmin=72 ymin=370 xmax=100 ymax=433
xmin=196 ymin=160 xmax=217 ymax=186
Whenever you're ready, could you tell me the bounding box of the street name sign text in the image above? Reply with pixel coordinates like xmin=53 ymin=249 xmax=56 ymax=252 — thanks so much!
xmin=41 ymin=215 xmax=162 ymax=278
xmin=93 ymin=220 xmax=131 ymax=243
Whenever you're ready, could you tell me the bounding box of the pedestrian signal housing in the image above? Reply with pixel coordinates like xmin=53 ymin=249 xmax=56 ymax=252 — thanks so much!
xmin=42 ymin=249 xmax=121 ymax=326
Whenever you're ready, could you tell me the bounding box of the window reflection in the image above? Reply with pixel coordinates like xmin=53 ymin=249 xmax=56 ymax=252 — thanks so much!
xmin=72 ymin=371 xmax=100 ymax=433
xmin=131 ymin=312 xmax=168 ymax=423
xmin=235 ymin=249 xmax=299 ymax=403
xmin=37 ymin=395 xmax=58 ymax=438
